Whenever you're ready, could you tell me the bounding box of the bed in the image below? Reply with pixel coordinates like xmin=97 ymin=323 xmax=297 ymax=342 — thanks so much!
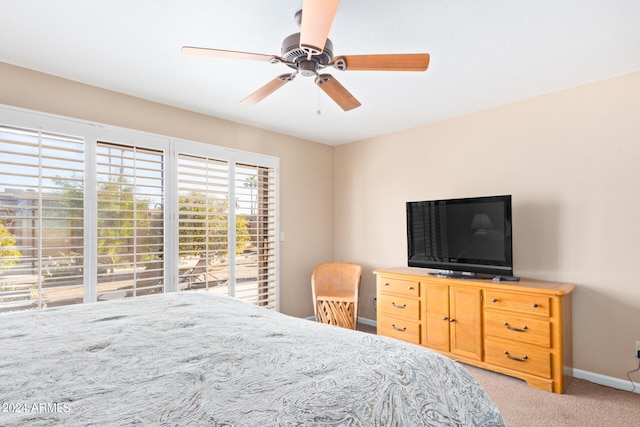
xmin=0 ymin=292 xmax=505 ymax=426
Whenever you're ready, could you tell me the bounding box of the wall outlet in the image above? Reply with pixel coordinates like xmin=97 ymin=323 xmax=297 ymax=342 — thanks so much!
xmin=636 ymin=341 xmax=640 ymax=358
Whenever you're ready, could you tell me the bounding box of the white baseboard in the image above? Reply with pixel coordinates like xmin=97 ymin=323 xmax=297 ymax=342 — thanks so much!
xmin=358 ymin=317 xmax=377 ymax=327
xmin=574 ymin=368 xmax=640 ymax=394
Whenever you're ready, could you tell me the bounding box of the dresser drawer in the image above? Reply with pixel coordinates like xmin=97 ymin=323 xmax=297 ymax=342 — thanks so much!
xmin=485 ymin=339 xmax=551 ymax=378
xmin=378 ymin=314 xmax=421 ymax=345
xmin=484 ymin=311 xmax=551 ymax=348
xmin=378 ymin=294 xmax=420 ymax=321
xmin=485 ymin=290 xmax=550 ymax=317
xmin=378 ymin=276 xmax=420 ymax=297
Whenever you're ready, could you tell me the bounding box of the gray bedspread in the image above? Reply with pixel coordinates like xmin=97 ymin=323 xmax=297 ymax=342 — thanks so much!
xmin=0 ymin=292 xmax=505 ymax=426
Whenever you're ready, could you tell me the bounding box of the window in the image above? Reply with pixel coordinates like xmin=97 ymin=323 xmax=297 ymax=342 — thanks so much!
xmin=0 ymin=126 xmax=84 ymax=312
xmin=0 ymin=108 xmax=279 ymax=312
xmin=234 ymin=163 xmax=277 ymax=307
xmin=175 ymin=155 xmax=278 ymax=309
xmin=96 ymin=142 xmax=165 ymax=301
xmin=177 ymin=154 xmax=229 ymax=292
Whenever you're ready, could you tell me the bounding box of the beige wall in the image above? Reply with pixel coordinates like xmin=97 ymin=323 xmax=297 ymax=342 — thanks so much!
xmin=0 ymin=62 xmax=333 ymax=318
xmin=334 ymin=71 xmax=640 ymax=381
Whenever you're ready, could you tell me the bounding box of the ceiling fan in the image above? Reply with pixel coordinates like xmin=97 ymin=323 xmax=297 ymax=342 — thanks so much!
xmin=181 ymin=0 xmax=430 ymax=111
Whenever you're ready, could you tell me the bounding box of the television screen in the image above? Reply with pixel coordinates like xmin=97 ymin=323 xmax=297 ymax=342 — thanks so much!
xmin=406 ymin=195 xmax=513 ymax=278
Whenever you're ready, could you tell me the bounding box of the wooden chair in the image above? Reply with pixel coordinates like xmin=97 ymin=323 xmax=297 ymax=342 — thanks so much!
xmin=311 ymin=262 xmax=362 ymax=330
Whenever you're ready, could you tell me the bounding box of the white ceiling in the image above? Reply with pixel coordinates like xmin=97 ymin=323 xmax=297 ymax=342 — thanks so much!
xmin=1 ymin=1 xmax=639 ymax=146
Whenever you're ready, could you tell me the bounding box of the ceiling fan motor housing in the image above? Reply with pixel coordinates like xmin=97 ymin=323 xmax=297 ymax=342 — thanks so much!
xmin=281 ymin=33 xmax=333 ymax=76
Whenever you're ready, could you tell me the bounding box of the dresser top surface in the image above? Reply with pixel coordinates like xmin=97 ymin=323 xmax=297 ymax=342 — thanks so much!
xmin=374 ymin=267 xmax=576 ymax=295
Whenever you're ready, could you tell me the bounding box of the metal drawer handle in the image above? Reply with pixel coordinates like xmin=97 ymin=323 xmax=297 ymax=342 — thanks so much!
xmin=504 ymin=351 xmax=528 ymax=362
xmin=492 ymin=298 xmax=498 ymax=303
xmin=392 ymin=324 xmax=407 ymax=332
xmin=533 ymin=303 xmax=539 ymax=308
xmin=504 ymin=322 xmax=528 ymax=332
xmin=392 ymin=302 xmax=407 ymax=309
xmin=383 ymin=283 xmax=389 ymax=287
xmin=408 ymin=286 xmax=414 ymax=291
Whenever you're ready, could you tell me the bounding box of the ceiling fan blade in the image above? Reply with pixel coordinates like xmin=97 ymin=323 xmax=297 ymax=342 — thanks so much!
xmin=300 ymin=0 xmax=340 ymax=56
xmin=333 ymin=53 xmax=430 ymax=71
xmin=315 ymin=74 xmax=361 ymax=111
xmin=240 ymin=73 xmax=296 ymax=105
xmin=181 ymin=46 xmax=279 ymax=62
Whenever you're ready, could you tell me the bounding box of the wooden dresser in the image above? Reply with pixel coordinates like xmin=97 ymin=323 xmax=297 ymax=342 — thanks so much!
xmin=374 ymin=267 xmax=575 ymax=393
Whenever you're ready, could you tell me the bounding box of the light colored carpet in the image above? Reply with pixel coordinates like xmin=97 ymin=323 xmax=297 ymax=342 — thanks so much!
xmin=465 ymin=365 xmax=640 ymax=427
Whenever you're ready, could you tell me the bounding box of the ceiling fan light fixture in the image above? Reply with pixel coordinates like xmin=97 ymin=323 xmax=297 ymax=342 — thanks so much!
xmin=300 ymin=0 xmax=339 ymax=56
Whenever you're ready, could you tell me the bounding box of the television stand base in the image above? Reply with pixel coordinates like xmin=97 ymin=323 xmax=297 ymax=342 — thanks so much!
xmin=492 ymin=275 xmax=520 ymax=282
xmin=429 ymin=271 xmax=520 ymax=282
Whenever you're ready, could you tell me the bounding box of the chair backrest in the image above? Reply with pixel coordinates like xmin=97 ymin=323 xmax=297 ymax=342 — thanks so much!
xmin=311 ymin=262 xmax=363 ymax=323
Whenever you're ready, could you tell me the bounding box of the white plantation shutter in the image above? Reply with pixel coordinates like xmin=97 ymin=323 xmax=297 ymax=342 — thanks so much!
xmin=177 ymin=155 xmax=277 ymax=307
xmin=95 ymin=142 xmax=164 ymax=300
xmin=177 ymin=154 xmax=229 ymax=291
xmin=0 ymin=107 xmax=279 ymax=312
xmin=234 ymin=163 xmax=277 ymax=308
xmin=0 ymin=125 xmax=84 ymax=312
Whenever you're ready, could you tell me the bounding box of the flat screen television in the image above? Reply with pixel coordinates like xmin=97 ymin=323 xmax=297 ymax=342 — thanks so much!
xmin=406 ymin=195 xmax=514 ymax=279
